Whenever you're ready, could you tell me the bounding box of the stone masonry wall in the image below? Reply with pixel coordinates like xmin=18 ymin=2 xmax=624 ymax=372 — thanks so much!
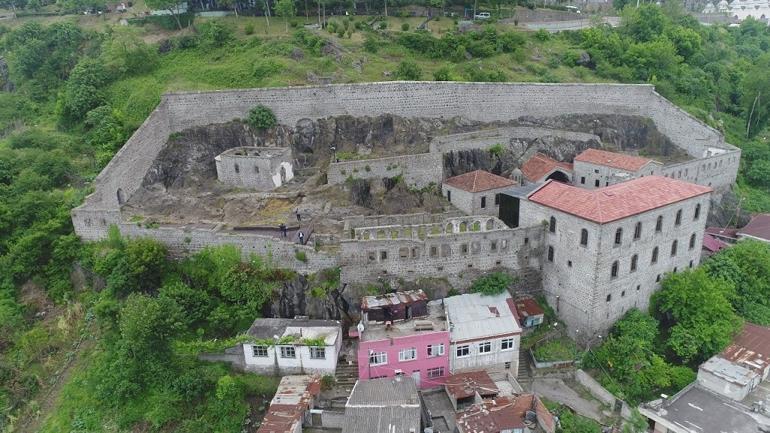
xmin=429 ymin=127 xmax=601 ymax=153
xmin=326 ymin=153 xmax=441 ymax=187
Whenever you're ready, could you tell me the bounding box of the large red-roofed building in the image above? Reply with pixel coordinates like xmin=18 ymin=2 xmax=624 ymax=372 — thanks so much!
xmin=509 ymin=175 xmax=711 ymax=337
xmin=573 ymin=148 xmax=663 ymax=189
xmin=442 ymin=170 xmax=516 ymax=216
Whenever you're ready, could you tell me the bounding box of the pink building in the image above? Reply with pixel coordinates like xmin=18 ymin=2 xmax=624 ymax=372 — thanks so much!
xmin=357 ymin=299 xmax=450 ymax=389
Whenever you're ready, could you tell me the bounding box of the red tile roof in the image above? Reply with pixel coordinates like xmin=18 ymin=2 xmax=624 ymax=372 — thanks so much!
xmin=722 ymin=323 xmax=770 ymax=375
xmin=575 ymin=148 xmax=657 ymax=172
xmin=445 ymin=371 xmax=499 ymax=400
xmin=738 ymin=214 xmax=770 ymax=241
xmin=456 ymin=395 xmax=556 ymax=433
xmin=702 ymin=233 xmax=729 ymax=253
xmin=527 ymin=176 xmax=712 ymax=224
xmin=444 ymin=170 xmax=515 ymax=193
xmin=521 ymin=153 xmax=573 ymax=182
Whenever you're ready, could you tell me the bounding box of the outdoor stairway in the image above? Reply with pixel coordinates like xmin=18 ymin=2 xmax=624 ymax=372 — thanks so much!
xmin=517 ymin=348 xmax=533 ymax=390
xmin=335 ymin=360 xmax=359 ymax=390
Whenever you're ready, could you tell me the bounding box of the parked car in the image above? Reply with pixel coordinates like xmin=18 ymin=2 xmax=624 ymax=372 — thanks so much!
xmin=474 ymin=12 xmax=491 ymax=20
xmin=565 ymin=5 xmax=581 ymax=13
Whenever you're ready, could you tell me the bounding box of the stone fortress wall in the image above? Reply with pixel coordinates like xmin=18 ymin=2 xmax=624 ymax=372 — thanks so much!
xmin=71 ymin=82 xmax=740 ymax=282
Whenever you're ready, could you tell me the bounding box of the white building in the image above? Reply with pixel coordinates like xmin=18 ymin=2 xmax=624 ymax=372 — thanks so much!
xmin=241 ymin=317 xmax=342 ymax=376
xmin=443 ymin=292 xmax=522 ymax=374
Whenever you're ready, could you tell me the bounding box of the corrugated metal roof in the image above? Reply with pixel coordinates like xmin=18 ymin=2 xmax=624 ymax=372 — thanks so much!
xmin=721 ymin=322 xmax=770 ymax=374
xmin=361 ymin=289 xmax=428 ymax=310
xmin=444 ymin=292 xmax=521 ymax=342
xmin=343 ymin=377 xmax=421 ymax=433
xmin=445 ymin=371 xmax=499 ymax=399
xmin=257 ymin=375 xmax=321 ymax=433
xmin=346 ymin=377 xmax=420 ymax=407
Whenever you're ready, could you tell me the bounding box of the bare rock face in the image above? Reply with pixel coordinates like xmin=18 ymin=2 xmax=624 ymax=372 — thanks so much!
xmin=0 ymin=57 xmax=14 ymax=92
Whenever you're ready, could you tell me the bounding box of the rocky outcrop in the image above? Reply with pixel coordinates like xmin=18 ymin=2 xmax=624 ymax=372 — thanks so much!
xmin=0 ymin=57 xmax=14 ymax=92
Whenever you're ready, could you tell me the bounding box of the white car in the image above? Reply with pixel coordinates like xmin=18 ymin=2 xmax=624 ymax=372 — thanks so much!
xmin=474 ymin=12 xmax=491 ymax=20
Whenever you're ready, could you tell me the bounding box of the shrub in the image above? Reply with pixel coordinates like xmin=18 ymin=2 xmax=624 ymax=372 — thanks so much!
xmin=534 ymin=29 xmax=550 ymax=41
xmin=320 ymin=375 xmax=336 ymax=391
xmin=488 ymin=143 xmax=504 ymax=157
xmin=379 ymin=21 xmax=387 ymax=30
xmin=401 ymin=22 xmax=410 ymax=31
xmin=394 ymin=60 xmax=422 ymax=80
xmin=199 ymin=20 xmax=233 ymax=48
xmin=433 ymin=66 xmax=452 ymax=81
xmin=470 ymin=272 xmax=514 ymax=295
xmin=295 ymin=250 xmax=307 ymax=262
xmin=244 ymin=24 xmax=255 ymax=35
xmin=247 ymin=105 xmax=277 ymax=130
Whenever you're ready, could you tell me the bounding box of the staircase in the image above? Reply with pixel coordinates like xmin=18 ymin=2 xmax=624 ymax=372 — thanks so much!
xmin=517 ymin=349 xmax=533 ymax=390
xmin=335 ymin=360 xmax=359 ymax=391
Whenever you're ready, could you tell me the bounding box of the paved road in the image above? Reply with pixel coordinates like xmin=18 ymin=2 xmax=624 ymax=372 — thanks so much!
xmin=521 ymin=16 xmax=620 ymax=32
xmin=531 ymin=377 xmax=607 ymax=423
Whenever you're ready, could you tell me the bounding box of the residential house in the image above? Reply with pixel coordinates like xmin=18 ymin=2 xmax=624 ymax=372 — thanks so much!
xmin=444 ymin=292 xmax=522 ymax=374
xmin=520 ymin=152 xmax=573 ymax=184
xmin=573 ymin=148 xmax=663 ymax=189
xmin=444 ymin=370 xmax=499 ymax=410
xmin=455 ymin=394 xmax=556 ymax=433
xmin=357 ymin=298 xmax=450 ymax=388
xmin=342 ymin=377 xmax=421 ymax=433
xmin=513 ymin=297 xmax=545 ymax=329
xmin=442 ymin=170 xmax=516 ymax=216
xmin=242 ymin=317 xmax=342 ymax=376
xmin=257 ymin=375 xmax=321 ymax=433
xmin=361 ymin=289 xmax=428 ymax=323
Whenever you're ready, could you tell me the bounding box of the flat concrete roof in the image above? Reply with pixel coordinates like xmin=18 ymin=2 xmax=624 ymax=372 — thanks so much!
xmin=361 ymin=301 xmax=448 ymax=342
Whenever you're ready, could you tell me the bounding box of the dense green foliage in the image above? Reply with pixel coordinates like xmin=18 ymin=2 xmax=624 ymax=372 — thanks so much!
xmin=247 ymin=104 xmax=278 ymax=130
xmin=469 ymin=271 xmax=514 ymax=295
xmin=583 ymin=310 xmax=695 ymax=404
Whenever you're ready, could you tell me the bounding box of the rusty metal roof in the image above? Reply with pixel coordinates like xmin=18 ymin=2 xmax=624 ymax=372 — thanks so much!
xmin=721 ymin=322 xmax=770 ymax=374
xmin=257 ymin=375 xmax=321 ymax=433
xmin=515 ymin=297 xmax=545 ymax=319
xmin=361 ymin=289 xmax=428 ymax=310
xmin=455 ymin=395 xmax=555 ymax=433
xmin=445 ymin=371 xmax=499 ymax=400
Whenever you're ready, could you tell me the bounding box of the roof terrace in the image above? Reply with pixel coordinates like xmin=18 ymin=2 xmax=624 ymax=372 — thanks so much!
xmin=361 ymin=301 xmax=448 ymax=342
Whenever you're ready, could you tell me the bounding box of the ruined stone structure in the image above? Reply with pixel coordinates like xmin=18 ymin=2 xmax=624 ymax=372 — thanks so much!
xmin=215 ymin=146 xmax=293 ymax=189
xmin=70 ymin=83 xmax=740 ymax=328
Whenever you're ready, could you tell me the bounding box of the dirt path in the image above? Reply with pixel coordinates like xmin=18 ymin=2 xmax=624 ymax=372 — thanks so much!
xmin=17 ymin=334 xmax=95 ymax=433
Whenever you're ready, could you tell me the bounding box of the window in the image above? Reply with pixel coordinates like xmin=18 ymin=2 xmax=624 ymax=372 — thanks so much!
xmin=614 ymin=228 xmax=622 ymax=246
xmin=495 ymin=194 xmax=500 ymax=205
xmin=399 ymin=347 xmax=417 ymax=362
xmin=656 ymin=274 xmax=661 ymax=282
xmin=547 ymin=246 xmax=554 ymax=262
xmin=621 ymin=290 xmax=626 ymax=297
xmin=630 ymin=254 xmax=638 ymax=272
xmin=595 ymin=179 xmax=600 ymax=187
xmin=234 ymin=163 xmax=240 ymax=173
xmin=689 ymin=233 xmax=696 ymax=250
xmin=675 ymin=209 xmax=682 ymax=226
xmin=505 ymin=362 xmax=512 ymax=369
xmin=254 ymin=165 xmax=259 ymax=173
xmin=456 ymin=345 xmax=470 ymax=358
xmin=671 ymin=240 xmax=678 ymax=256
xmin=611 ymin=261 xmax=619 ymax=278
xmin=447 ymin=190 xmax=451 ymax=202
xmin=636 ymin=284 xmax=641 ymax=291
xmin=427 ymin=344 xmax=445 ymax=357
xmin=310 ymin=347 xmax=326 ymax=359
xmin=480 ymin=196 xmax=486 ymax=209
xmin=651 ymin=247 xmax=659 ymax=264
xmin=634 ymin=222 xmax=642 ymax=240
xmin=252 ymin=345 xmax=269 ymax=358
xmin=581 ymin=176 xmax=586 ymax=184
xmin=580 ymin=229 xmax=588 ymax=247
xmin=567 ymin=260 xmax=572 ymax=267
xmin=594 ymin=169 xmax=599 ymax=174
xmin=380 ymin=251 xmax=388 ymax=261
xmin=478 ymin=341 xmax=492 ymax=353
xmin=369 ymin=351 xmax=387 ymax=366
xmin=689 ymin=260 xmax=694 ymax=268
xmin=656 ymin=215 xmax=663 ymax=233
xmin=501 ymin=338 xmax=515 ymax=351
xmin=280 ymin=346 xmax=296 ymax=359
xmin=694 ymin=203 xmax=701 ymax=220
xmin=606 ymin=294 xmax=612 ymax=302
xmin=427 ymin=367 xmax=445 ymax=379
xmin=549 ymin=216 xmax=556 ymax=233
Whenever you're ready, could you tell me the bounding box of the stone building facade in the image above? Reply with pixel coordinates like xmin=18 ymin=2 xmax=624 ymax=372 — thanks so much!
xmin=573 ymin=148 xmax=663 ymax=189
xmin=441 ymin=170 xmax=516 ymax=216
xmin=515 ymin=176 xmax=712 ymax=337
xmin=215 ymin=146 xmax=293 ymax=189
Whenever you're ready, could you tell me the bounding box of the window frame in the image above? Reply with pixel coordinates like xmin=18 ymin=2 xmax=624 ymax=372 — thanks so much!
xmin=614 ymin=228 xmax=622 ymax=246
xmin=580 ymin=229 xmax=588 ymax=247
xmin=252 ymin=345 xmax=269 ymax=358
xmin=427 ymin=367 xmax=445 ymax=379
xmin=369 ymin=351 xmax=388 ymax=366
xmin=309 ymin=347 xmax=326 ymax=360
xmin=427 ymin=344 xmax=445 ymax=357
xmin=633 ymin=222 xmax=642 ymax=240
xmin=611 ymin=260 xmax=619 ymax=279
xmin=456 ymin=344 xmax=470 ymax=358
xmin=478 ymin=341 xmax=492 ymax=354
xmin=398 ymin=347 xmax=417 ymax=362
xmin=480 ymin=196 xmax=486 ymax=209
xmin=501 ymin=338 xmax=515 ymax=351
xmin=279 ymin=346 xmax=296 ymax=359
xmin=656 ymin=215 xmax=663 ymax=232
xmin=671 ymin=240 xmax=678 ymax=257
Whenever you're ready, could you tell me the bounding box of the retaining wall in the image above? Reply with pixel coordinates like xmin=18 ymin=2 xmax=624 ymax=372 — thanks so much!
xmin=327 ymin=152 xmax=441 ymax=187
xmin=575 ymin=369 xmax=633 ymax=420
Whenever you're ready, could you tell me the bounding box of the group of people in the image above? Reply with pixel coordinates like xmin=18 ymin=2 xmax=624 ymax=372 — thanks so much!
xmin=278 ymin=208 xmax=306 ymax=244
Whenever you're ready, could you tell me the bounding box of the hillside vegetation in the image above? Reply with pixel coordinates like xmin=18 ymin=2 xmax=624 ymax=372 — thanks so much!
xmin=1 ymin=3 xmax=770 ymax=431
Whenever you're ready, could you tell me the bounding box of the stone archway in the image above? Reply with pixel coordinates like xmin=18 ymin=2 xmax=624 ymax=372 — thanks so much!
xmin=546 ymin=170 xmax=570 ymax=183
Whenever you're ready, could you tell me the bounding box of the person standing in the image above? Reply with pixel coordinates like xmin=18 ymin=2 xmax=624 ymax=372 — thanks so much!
xmin=279 ymin=223 xmax=287 ymax=237
xmin=295 ymin=208 xmax=302 ymax=222
xmin=298 ymin=231 xmax=305 ymax=245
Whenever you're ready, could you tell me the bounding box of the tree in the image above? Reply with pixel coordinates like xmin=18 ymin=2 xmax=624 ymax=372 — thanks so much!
xmin=218 ymin=0 xmax=240 ymax=16
xmin=652 ymin=268 xmax=742 ymax=364
xmin=247 ymin=105 xmax=277 ymax=130
xmin=470 ymin=272 xmax=514 ymax=295
xmin=144 ymin=0 xmax=184 ymax=30
xmin=57 ymin=58 xmax=109 ymax=125
xmin=394 ymin=60 xmax=422 ymax=80
xmin=275 ymin=0 xmax=296 ymax=33
xmin=741 ymin=55 xmax=770 ymax=137
xmin=101 ymin=27 xmax=159 ymax=76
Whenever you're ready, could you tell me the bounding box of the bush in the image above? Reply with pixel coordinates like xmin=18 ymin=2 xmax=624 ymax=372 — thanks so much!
xmin=394 ymin=60 xmax=422 ymax=80
xmin=295 ymin=250 xmax=307 ymax=262
xmin=379 ymin=21 xmax=387 ymax=30
xmin=401 ymin=22 xmax=410 ymax=31
xmin=320 ymin=375 xmax=336 ymax=391
xmin=244 ymin=23 xmax=255 ymax=35
xmin=470 ymin=272 xmax=514 ymax=295
xmin=199 ymin=20 xmax=233 ymax=48
xmin=247 ymin=105 xmax=277 ymax=130
xmin=433 ymin=66 xmax=452 ymax=81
